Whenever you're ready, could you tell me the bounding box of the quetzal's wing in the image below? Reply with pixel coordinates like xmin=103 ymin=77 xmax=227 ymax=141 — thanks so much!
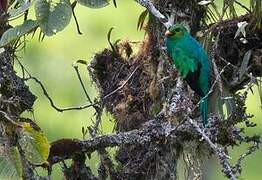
xmin=171 ymin=47 xmax=198 ymax=78
xmin=171 ymin=47 xmax=205 ymax=96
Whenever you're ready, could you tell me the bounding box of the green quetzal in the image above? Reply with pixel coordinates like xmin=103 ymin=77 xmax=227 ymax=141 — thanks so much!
xmin=165 ymin=24 xmax=210 ymax=125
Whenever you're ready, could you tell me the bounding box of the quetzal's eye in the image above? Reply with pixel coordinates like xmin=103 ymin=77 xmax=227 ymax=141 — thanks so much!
xmin=175 ymin=28 xmax=180 ymax=32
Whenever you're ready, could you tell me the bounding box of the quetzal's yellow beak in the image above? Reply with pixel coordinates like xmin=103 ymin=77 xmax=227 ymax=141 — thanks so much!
xmin=165 ymin=30 xmax=172 ymax=37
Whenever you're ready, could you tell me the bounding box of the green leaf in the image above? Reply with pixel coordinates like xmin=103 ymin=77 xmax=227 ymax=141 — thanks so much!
xmin=137 ymin=9 xmax=148 ymax=30
xmin=18 ymin=122 xmax=50 ymax=165
xmin=35 ymin=0 xmax=72 ymax=36
xmin=77 ymin=0 xmax=110 ymax=9
xmin=7 ymin=0 xmax=33 ymax=18
xmin=0 ymin=20 xmax=39 ymax=47
xmin=239 ymin=50 xmax=252 ymax=80
xmin=73 ymin=59 xmax=88 ymax=65
xmin=0 ymin=146 xmax=23 ymax=180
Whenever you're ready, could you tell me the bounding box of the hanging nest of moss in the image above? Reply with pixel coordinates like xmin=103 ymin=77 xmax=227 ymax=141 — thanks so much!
xmin=89 ymin=39 xmax=164 ymax=132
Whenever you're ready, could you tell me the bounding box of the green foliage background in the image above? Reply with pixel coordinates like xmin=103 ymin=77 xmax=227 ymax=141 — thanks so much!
xmin=12 ymin=0 xmax=261 ymax=179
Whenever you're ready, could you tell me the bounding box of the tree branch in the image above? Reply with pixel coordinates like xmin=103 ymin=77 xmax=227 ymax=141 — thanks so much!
xmin=187 ymin=118 xmax=236 ymax=180
xmin=135 ymin=0 xmax=167 ymax=24
xmin=47 ymin=118 xmax=201 ymax=165
xmin=48 ymin=127 xmax=151 ymax=164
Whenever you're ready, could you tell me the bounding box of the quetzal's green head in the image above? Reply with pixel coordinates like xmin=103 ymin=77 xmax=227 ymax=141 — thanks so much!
xmin=165 ymin=24 xmax=188 ymax=39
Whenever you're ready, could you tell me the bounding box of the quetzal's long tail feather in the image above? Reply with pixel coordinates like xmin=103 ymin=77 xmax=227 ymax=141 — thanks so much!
xmin=200 ymin=97 xmax=208 ymax=126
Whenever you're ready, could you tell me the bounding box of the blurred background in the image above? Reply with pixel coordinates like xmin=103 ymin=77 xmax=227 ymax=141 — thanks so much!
xmin=12 ymin=0 xmax=261 ymax=179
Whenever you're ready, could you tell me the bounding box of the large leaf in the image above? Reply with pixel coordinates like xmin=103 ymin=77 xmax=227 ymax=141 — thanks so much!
xmin=18 ymin=122 xmax=50 ymax=165
xmin=0 ymin=20 xmax=39 ymax=47
xmin=77 ymin=0 xmax=110 ymax=8
xmin=35 ymin=0 xmax=72 ymax=36
xmin=0 ymin=146 xmax=23 ymax=180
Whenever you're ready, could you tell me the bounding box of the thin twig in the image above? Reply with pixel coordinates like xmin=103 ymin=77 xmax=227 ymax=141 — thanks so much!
xmin=15 ymin=59 xmax=96 ymax=112
xmin=71 ymin=60 xmax=116 ymax=178
xmin=88 ymin=106 xmax=117 ymax=179
xmin=103 ymin=66 xmax=139 ymax=99
xmin=196 ymin=63 xmax=231 ymax=108
xmin=72 ymin=63 xmax=93 ymax=104
xmin=232 ymin=139 xmax=259 ymax=174
xmin=0 ymin=110 xmax=23 ymax=127
xmin=71 ymin=1 xmax=82 ymax=35
xmin=25 ymin=76 xmax=96 ymax=112
xmin=89 ymin=106 xmax=102 ymax=138
xmin=235 ymin=1 xmax=251 ymax=13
